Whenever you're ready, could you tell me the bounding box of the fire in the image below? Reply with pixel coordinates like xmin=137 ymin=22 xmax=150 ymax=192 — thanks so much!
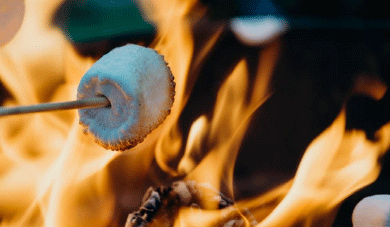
xmin=1 ymin=0 xmax=390 ymax=227
xmin=255 ymin=112 xmax=390 ymax=226
xmin=0 ymin=1 xmax=117 ymax=226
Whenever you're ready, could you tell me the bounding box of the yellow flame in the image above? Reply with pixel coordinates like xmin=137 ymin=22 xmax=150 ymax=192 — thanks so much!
xmin=255 ymin=111 xmax=390 ymax=226
xmin=150 ymin=0 xmax=226 ymax=176
xmin=1 ymin=0 xmax=390 ymax=226
xmin=165 ymin=110 xmax=390 ymax=227
xmin=0 ymin=1 xmax=118 ymax=226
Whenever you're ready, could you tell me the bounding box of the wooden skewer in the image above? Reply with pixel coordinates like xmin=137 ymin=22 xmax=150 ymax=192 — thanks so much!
xmin=0 ymin=97 xmax=110 ymax=117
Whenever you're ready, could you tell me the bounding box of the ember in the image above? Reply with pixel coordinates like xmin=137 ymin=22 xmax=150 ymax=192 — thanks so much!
xmin=1 ymin=0 xmax=390 ymax=227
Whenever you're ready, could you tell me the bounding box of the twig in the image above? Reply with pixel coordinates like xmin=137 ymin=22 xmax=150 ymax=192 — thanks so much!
xmin=0 ymin=97 xmax=110 ymax=117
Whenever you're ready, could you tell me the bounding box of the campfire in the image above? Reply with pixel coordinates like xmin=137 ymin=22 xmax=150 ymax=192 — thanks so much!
xmin=1 ymin=0 xmax=390 ymax=226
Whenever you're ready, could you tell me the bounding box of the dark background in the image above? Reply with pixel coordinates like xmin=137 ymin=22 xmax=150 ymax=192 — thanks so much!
xmin=2 ymin=0 xmax=390 ymax=226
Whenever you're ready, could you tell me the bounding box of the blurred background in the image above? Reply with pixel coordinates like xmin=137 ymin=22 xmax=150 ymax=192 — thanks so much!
xmin=1 ymin=0 xmax=390 ymax=226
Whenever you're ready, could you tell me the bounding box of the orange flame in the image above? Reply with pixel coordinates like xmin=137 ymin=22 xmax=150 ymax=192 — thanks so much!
xmin=1 ymin=0 xmax=390 ymax=226
xmin=0 ymin=1 xmax=117 ymax=226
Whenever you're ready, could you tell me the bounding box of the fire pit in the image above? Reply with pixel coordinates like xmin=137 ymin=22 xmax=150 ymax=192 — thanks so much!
xmin=1 ymin=0 xmax=390 ymax=227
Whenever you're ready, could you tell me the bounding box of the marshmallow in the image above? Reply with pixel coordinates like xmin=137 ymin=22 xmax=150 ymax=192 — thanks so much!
xmin=352 ymin=194 xmax=390 ymax=227
xmin=77 ymin=44 xmax=175 ymax=151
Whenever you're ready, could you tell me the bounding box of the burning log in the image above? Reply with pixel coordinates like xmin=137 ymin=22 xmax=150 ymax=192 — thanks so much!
xmin=125 ymin=181 xmax=235 ymax=227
